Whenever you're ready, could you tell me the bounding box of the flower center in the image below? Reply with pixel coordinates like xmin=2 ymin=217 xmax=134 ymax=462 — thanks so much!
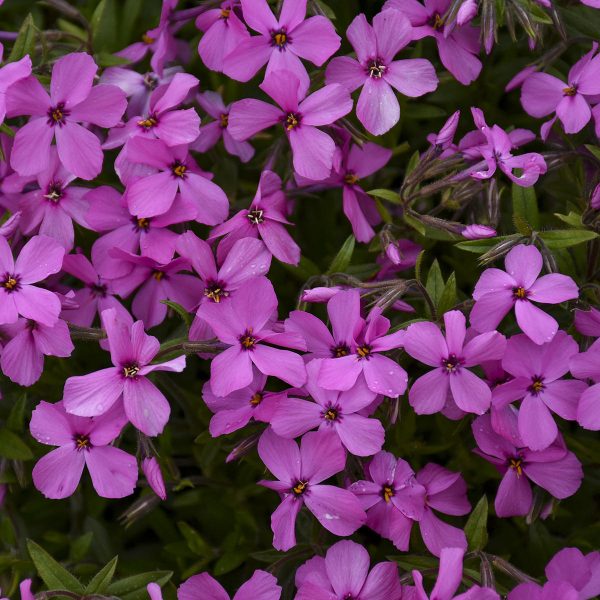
xmin=123 ymin=364 xmax=140 ymax=378
xmin=271 ymin=28 xmax=289 ymax=49
xmin=431 ymin=13 xmax=445 ymax=29
xmin=247 ymin=208 xmax=265 ymax=225
xmin=135 ymin=217 xmax=151 ymax=231
xmin=356 ymin=344 xmax=372 ymax=359
xmin=1 ymin=273 xmax=20 ymax=292
xmin=204 ymin=282 xmax=229 ymax=303
xmin=153 ymin=270 xmax=165 ymax=281
xmin=382 ymin=485 xmax=395 ymax=503
xmin=292 ymin=480 xmax=308 ymax=496
xmin=344 ymin=173 xmax=359 ymax=185
xmin=239 ymin=329 xmax=257 ymax=350
xmin=143 ymin=72 xmax=159 ymax=90
xmin=137 ymin=114 xmax=158 ymax=129
xmin=90 ymin=282 xmax=107 ymax=298
xmin=250 ymin=392 xmax=263 ymax=406
xmin=529 ymin=376 xmax=544 ymax=395
xmin=44 ymin=181 xmax=63 ymax=203
xmin=142 ymin=33 xmax=155 ymax=45
xmin=74 ymin=434 xmax=91 ymax=451
xmin=513 ymin=286 xmax=528 ymax=300
xmin=219 ymin=113 xmax=229 ymax=128
xmin=443 ymin=354 xmax=462 ymax=372
xmin=322 ymin=404 xmax=340 ymax=422
xmin=509 ymin=457 xmax=523 ymax=476
xmin=331 ymin=343 xmax=350 ymax=358
xmin=47 ymin=103 xmax=69 ymax=127
xmin=563 ymin=85 xmax=577 ymax=96
xmin=367 ymin=59 xmax=387 ymax=78
xmin=220 ymin=8 xmax=230 ymax=19
xmin=171 ymin=161 xmax=187 ymax=178
xmin=284 ymin=112 xmax=301 ymax=131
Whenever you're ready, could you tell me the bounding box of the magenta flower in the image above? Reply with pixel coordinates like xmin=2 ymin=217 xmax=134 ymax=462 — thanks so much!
xmin=0 ymin=317 xmax=73 ymax=386
xmin=471 ymin=244 xmax=579 ymax=345
xmin=30 ymin=400 xmax=136 ymax=499
xmin=142 ymin=456 xmax=167 ymax=500
xmin=7 ymin=53 xmax=127 ymax=180
xmin=104 ymin=72 xmax=200 ymax=149
xmin=258 ymin=428 xmax=366 ymax=551
xmin=0 ymin=54 xmax=31 ymax=124
xmin=198 ymin=277 xmax=306 ymax=397
xmin=316 ymin=292 xmax=408 ymax=398
xmin=461 ymin=224 xmax=496 ymax=239
xmin=295 ymin=540 xmax=402 ymax=600
xmin=472 ymin=414 xmax=583 ymax=517
xmin=192 ymin=91 xmax=254 ymax=162
xmin=404 ymin=310 xmax=505 ymax=415
xmin=108 ymin=250 xmax=202 ymax=329
xmin=575 ymin=307 xmax=600 ymax=336
xmin=492 ymin=332 xmax=586 ymax=450
xmin=222 ymin=0 xmax=340 ymax=95
xmin=209 ymin=170 xmax=299 ymax=265
xmin=411 ymin=547 xmax=500 ymax=600
xmin=196 ymin=2 xmax=250 ymax=73
xmin=384 ymin=0 xmax=482 ymax=85
xmin=326 ymin=9 xmax=438 ymax=135
xmin=462 ymin=108 xmax=547 ymax=187
xmin=179 ymin=569 xmax=281 ymax=600
xmin=270 ymin=359 xmax=385 ymax=456
xmin=63 ymin=308 xmax=186 ymax=436
xmin=348 ymin=451 xmax=426 ymax=550
xmin=203 ymin=373 xmax=280 ymax=437
xmin=228 ymin=70 xmax=352 ymax=180
xmin=509 ymin=581 xmax=582 ymax=600
xmin=18 ymin=148 xmax=90 ymax=251
xmin=124 ymin=136 xmax=229 ymax=223
xmin=570 ymin=341 xmax=600 ymax=431
xmin=0 ymin=234 xmax=64 ymax=326
xmin=521 ymin=44 xmax=600 ymax=135
xmin=86 ymin=186 xmax=196 ymax=277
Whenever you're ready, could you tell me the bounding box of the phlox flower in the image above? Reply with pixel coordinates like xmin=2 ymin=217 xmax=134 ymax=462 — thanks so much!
xmin=521 ymin=44 xmax=600 ymax=137
xmin=270 ymin=359 xmax=385 ymax=456
xmin=384 ymin=0 xmax=482 ymax=85
xmin=7 ymin=53 xmax=127 ymax=180
xmin=570 ymin=340 xmax=600 ymax=430
xmin=470 ymin=244 xmax=579 ymax=345
xmin=348 ymin=451 xmax=426 ymax=550
xmin=86 ymin=185 xmax=196 ymax=277
xmin=472 ymin=414 xmax=583 ymax=517
xmin=294 ymin=539 xmax=402 ymax=600
xmin=228 ymin=70 xmax=352 ymax=180
xmin=0 ymin=53 xmax=31 ymax=124
xmin=0 ymin=234 xmax=64 ymax=326
xmin=492 ymin=332 xmax=586 ymax=450
xmin=198 ymin=277 xmax=306 ymax=397
xmin=30 ymin=400 xmax=136 ymax=499
xmin=124 ymin=136 xmax=229 ymax=224
xmin=326 ymin=9 xmax=438 ymax=135
xmin=142 ymin=456 xmax=167 ymax=501
xmin=315 ymin=291 xmax=408 ymax=398
xmin=179 ymin=569 xmax=281 ymax=600
xmin=574 ymin=306 xmax=600 ymax=336
xmin=195 ymin=1 xmax=250 ymax=73
xmin=209 ymin=170 xmax=300 ymax=265
xmin=258 ymin=428 xmax=366 ymax=551
xmin=403 ymin=310 xmax=506 ymax=415
xmin=0 ymin=317 xmax=73 ymax=386
xmin=63 ymin=308 xmax=186 ymax=436
xmin=411 ymin=547 xmax=500 ymax=599
xmin=192 ymin=91 xmax=254 ymax=162
xmin=222 ymin=0 xmax=340 ymax=96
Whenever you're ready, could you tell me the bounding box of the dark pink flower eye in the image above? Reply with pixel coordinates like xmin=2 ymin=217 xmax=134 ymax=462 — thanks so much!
xmin=1 ymin=273 xmax=20 ymax=292
xmin=123 ymin=364 xmax=140 ymax=378
xmin=74 ymin=434 xmax=91 ymax=451
xmin=271 ymin=28 xmax=289 ymax=49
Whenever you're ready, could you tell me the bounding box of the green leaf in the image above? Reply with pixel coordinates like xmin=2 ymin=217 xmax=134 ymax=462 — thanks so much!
xmin=280 ymin=255 xmax=320 ymax=281
xmin=177 ymin=522 xmax=213 ymax=557
xmin=7 ymin=394 xmax=27 ymax=431
xmin=404 ymin=212 xmax=426 ymax=236
xmin=8 ymin=14 xmax=36 ymax=62
xmin=454 ymin=235 xmax=513 ymax=254
xmin=161 ymin=300 xmax=192 ymax=328
xmin=426 ymin=260 xmax=444 ymax=311
xmin=107 ymin=571 xmax=172 ymax=600
xmin=554 ymin=211 xmax=583 ymax=228
xmin=327 ymin=235 xmax=355 ymax=274
xmin=94 ymin=52 xmax=130 ymax=67
xmin=373 ymin=197 xmax=392 ymax=224
xmin=512 ymin=183 xmax=539 ymax=230
xmin=69 ymin=531 xmax=93 ymax=562
xmin=585 ymin=144 xmax=600 ymax=162
xmin=85 ymin=556 xmax=118 ymax=594
xmin=27 ymin=540 xmax=85 ymax=593
xmin=437 ymin=272 xmax=457 ymax=314
xmin=414 ymin=250 xmax=426 ymax=283
xmin=91 ymin=0 xmax=117 ymax=52
xmin=313 ymin=0 xmax=336 ymax=19
xmin=367 ymin=188 xmax=402 ymax=204
xmin=538 ymin=229 xmax=598 ymax=249
xmin=404 ymin=104 xmax=447 ymax=119
xmin=0 ymin=429 xmax=33 ymax=460
xmin=465 ymin=495 xmax=489 ymax=551
xmin=0 ymin=123 xmax=15 ymax=138
xmin=405 ymin=150 xmax=420 ymax=176
xmin=213 ymin=550 xmax=247 ymax=576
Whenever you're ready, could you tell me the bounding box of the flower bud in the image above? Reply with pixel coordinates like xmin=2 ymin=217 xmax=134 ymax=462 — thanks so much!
xmin=142 ymin=457 xmax=167 ymax=501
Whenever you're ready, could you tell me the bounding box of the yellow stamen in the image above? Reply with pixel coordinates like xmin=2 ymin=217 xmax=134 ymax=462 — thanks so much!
xmin=137 ymin=116 xmax=158 ymax=129
xmin=293 ymin=481 xmax=307 ymax=495
xmin=250 ymin=392 xmax=263 ymax=406
xmin=142 ymin=34 xmax=155 ymax=45
xmin=510 ymin=458 xmax=523 ymax=477
xmin=344 ymin=173 xmax=359 ymax=185
xmin=383 ymin=485 xmax=394 ymax=503
xmin=123 ymin=365 xmax=140 ymax=378
xmin=2 ymin=277 xmax=17 ymax=290
xmin=219 ymin=113 xmax=229 ymax=128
